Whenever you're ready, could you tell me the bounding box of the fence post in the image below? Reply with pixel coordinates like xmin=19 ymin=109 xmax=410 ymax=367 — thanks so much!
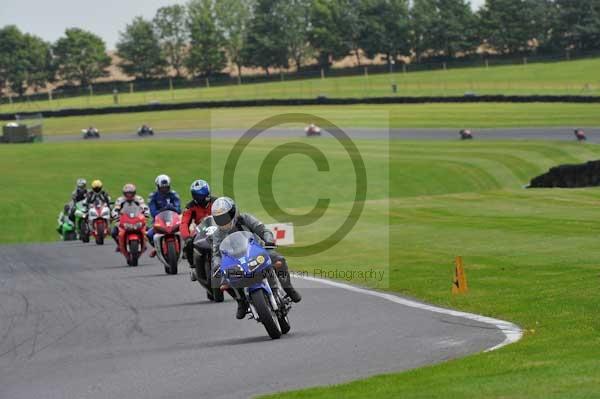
xmin=169 ymin=77 xmax=174 ymax=100
xmin=129 ymin=83 xmax=134 ymax=94
xmin=88 ymin=84 xmax=93 ymax=97
xmin=280 ymin=70 xmax=284 ymax=82
xmin=320 ymin=68 xmax=325 ymax=80
xmin=402 ymin=64 xmax=407 ymax=74
xmin=205 ymin=78 xmax=210 ymax=88
xmin=8 ymin=95 xmax=13 ymax=106
xmin=364 ymin=66 xmax=368 ymax=78
xmin=237 ymin=73 xmax=242 ymax=85
xmin=48 ymin=89 xmax=53 ymax=102
xmin=443 ymin=62 xmax=447 ymax=71
xmin=485 ymin=59 xmax=489 ymax=69
xmin=523 ymin=57 xmax=527 ymax=65
xmin=566 ymin=50 xmax=570 ymax=61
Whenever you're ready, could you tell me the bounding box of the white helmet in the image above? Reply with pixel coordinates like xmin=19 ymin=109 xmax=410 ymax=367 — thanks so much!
xmin=211 ymin=197 xmax=237 ymax=230
xmin=155 ymin=174 xmax=171 ymax=192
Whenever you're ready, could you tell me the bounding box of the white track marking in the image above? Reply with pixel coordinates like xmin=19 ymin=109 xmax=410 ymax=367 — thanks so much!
xmin=298 ymin=275 xmax=522 ymax=352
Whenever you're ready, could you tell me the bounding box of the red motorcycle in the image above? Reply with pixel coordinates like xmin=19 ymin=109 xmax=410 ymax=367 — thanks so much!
xmin=574 ymin=128 xmax=586 ymax=142
xmin=153 ymin=210 xmax=182 ymax=275
xmin=88 ymin=200 xmax=111 ymax=245
xmin=118 ymin=203 xmax=147 ymax=266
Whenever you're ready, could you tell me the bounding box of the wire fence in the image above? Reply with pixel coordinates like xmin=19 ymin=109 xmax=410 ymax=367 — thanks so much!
xmin=2 ymin=49 xmax=600 ymax=112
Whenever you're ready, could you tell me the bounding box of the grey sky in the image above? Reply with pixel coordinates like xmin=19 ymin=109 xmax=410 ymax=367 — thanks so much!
xmin=0 ymin=0 xmax=485 ymax=50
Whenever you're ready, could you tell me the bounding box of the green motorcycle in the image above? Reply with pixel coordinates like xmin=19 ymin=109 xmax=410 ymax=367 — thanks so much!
xmin=74 ymin=200 xmax=90 ymax=243
xmin=56 ymin=206 xmax=77 ymax=241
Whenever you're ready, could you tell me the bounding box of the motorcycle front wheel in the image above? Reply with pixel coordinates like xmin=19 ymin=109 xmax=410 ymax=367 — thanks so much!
xmin=251 ymin=290 xmax=282 ymax=339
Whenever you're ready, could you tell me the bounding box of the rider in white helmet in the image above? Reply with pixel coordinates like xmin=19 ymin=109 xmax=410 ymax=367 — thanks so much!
xmin=147 ymin=174 xmax=181 ymax=257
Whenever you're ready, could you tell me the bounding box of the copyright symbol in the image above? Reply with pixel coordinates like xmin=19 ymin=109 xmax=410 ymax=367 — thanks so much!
xmin=222 ymin=113 xmax=367 ymax=256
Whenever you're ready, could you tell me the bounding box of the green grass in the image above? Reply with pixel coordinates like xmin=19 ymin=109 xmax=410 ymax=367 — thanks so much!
xmin=3 ymin=57 xmax=600 ymax=114
xmin=26 ymin=103 xmax=600 ymax=136
xmin=1 ymin=137 xmax=600 ymax=398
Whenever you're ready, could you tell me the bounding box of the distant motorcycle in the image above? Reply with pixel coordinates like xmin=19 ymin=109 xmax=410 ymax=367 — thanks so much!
xmin=460 ymin=129 xmax=473 ymax=140
xmin=82 ymin=127 xmax=100 ymax=139
xmin=574 ymin=128 xmax=586 ymax=142
xmin=88 ymin=200 xmax=110 ymax=245
xmin=137 ymin=125 xmax=154 ymax=137
xmin=219 ymin=231 xmax=292 ymax=339
xmin=192 ymin=216 xmax=224 ymax=302
xmin=305 ymin=124 xmax=321 ymax=137
xmin=118 ymin=203 xmax=147 ymax=267
xmin=74 ymin=200 xmax=90 ymax=242
xmin=153 ymin=210 xmax=182 ymax=275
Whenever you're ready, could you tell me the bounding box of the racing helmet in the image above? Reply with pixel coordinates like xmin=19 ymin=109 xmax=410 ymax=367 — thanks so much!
xmin=76 ymin=178 xmax=87 ymax=189
xmin=123 ymin=183 xmax=136 ymax=200
xmin=155 ymin=174 xmax=171 ymax=194
xmin=211 ymin=197 xmax=237 ymax=230
xmin=91 ymin=179 xmax=103 ymax=193
xmin=190 ymin=179 xmax=210 ymax=206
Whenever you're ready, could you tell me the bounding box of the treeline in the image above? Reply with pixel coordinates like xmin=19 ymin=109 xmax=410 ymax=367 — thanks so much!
xmin=1 ymin=0 xmax=600 ymax=96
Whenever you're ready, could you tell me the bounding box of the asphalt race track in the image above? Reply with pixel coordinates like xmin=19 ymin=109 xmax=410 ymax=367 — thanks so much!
xmin=0 ymin=242 xmax=515 ymax=398
xmin=46 ymin=127 xmax=600 ymax=143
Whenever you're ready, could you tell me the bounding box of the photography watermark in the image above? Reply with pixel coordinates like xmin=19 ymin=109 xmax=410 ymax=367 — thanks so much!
xmin=210 ymin=110 xmax=390 ymax=287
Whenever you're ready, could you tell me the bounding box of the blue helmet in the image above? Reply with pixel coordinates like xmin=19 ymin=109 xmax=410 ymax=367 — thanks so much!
xmin=190 ymin=179 xmax=210 ymax=205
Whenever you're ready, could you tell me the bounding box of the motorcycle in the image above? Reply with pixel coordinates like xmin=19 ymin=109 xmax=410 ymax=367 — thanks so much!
xmin=57 ymin=209 xmax=77 ymax=241
xmin=88 ymin=200 xmax=110 ymax=245
xmin=218 ymin=231 xmax=292 ymax=339
xmin=82 ymin=127 xmax=100 ymax=139
xmin=118 ymin=203 xmax=147 ymax=266
xmin=74 ymin=200 xmax=90 ymax=242
xmin=137 ymin=125 xmax=154 ymax=137
xmin=153 ymin=210 xmax=182 ymax=275
xmin=192 ymin=216 xmax=224 ymax=302
xmin=459 ymin=129 xmax=473 ymax=140
xmin=574 ymin=128 xmax=586 ymax=142
xmin=305 ymin=124 xmax=321 ymax=137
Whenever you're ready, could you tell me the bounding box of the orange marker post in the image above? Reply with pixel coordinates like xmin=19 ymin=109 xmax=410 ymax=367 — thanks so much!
xmin=452 ymin=256 xmax=468 ymax=294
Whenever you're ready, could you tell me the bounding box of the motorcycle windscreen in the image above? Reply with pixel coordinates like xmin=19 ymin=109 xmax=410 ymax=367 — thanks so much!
xmin=156 ymin=210 xmax=177 ymax=223
xmin=121 ymin=203 xmax=141 ymax=217
xmin=219 ymin=231 xmax=255 ymax=259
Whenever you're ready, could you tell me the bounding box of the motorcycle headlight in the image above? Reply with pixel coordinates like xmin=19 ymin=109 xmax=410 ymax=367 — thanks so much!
xmin=101 ymin=209 xmax=110 ymax=217
xmin=89 ymin=209 xmax=98 ymax=217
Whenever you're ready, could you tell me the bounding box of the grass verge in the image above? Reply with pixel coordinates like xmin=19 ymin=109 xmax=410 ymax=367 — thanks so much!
xmin=1 ymin=137 xmax=600 ymax=397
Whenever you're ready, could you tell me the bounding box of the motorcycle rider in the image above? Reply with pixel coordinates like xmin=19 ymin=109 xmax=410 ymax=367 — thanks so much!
xmin=68 ymin=178 xmax=88 ymax=220
xmin=147 ymin=174 xmax=181 ymax=257
xmin=210 ymin=197 xmax=301 ymax=320
xmin=181 ymin=179 xmax=216 ymax=280
xmin=57 ymin=203 xmax=71 ymax=234
xmin=86 ymin=179 xmax=112 ymax=206
xmin=111 ymin=183 xmax=149 ymax=251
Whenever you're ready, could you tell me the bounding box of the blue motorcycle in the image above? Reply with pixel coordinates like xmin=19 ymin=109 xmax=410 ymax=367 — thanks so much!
xmin=218 ymin=231 xmax=292 ymax=339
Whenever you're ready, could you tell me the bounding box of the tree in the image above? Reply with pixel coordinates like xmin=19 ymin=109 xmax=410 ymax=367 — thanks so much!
xmin=154 ymin=5 xmax=189 ymax=77
xmin=430 ymin=0 xmax=478 ymax=58
xmin=117 ymin=17 xmax=166 ymax=79
xmin=186 ymin=0 xmax=227 ymax=77
xmin=279 ymin=0 xmax=313 ymax=69
xmin=551 ymin=0 xmax=600 ymax=52
xmin=53 ymin=28 xmax=110 ymax=86
xmin=410 ymin=0 xmax=437 ymax=61
xmin=0 ymin=26 xmax=53 ymax=96
xmin=479 ymin=0 xmax=554 ymax=54
xmin=243 ymin=0 xmax=289 ymax=75
xmin=215 ymin=0 xmax=254 ymax=79
xmin=309 ymin=0 xmax=360 ymax=67
xmin=359 ymin=0 xmax=411 ymax=65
